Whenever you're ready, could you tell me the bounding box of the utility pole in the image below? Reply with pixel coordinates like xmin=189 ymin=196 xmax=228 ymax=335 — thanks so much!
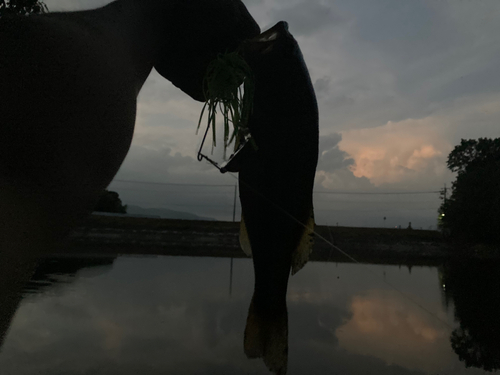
xmin=443 ymin=183 xmax=447 ymax=203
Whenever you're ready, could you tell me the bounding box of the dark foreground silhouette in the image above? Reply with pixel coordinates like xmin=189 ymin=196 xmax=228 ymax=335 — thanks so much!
xmin=0 ymin=0 xmax=259 ymax=251
xmin=0 ymin=0 xmax=258 ymax=355
xmin=228 ymin=22 xmax=319 ymax=374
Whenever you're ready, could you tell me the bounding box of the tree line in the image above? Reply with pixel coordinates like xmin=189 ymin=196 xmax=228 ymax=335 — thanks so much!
xmin=0 ymin=0 xmax=47 ymax=17
xmin=439 ymin=138 xmax=500 ymax=245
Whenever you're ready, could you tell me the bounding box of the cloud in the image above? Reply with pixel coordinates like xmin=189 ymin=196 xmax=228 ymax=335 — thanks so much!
xmin=269 ymin=1 xmax=344 ymax=36
xmin=313 ymin=77 xmax=331 ymax=96
xmin=116 ymin=146 xmax=210 ymax=182
xmin=317 ymin=133 xmax=355 ymax=173
xmin=339 ymin=117 xmax=453 ymax=186
xmin=314 ymin=133 xmax=374 ymax=197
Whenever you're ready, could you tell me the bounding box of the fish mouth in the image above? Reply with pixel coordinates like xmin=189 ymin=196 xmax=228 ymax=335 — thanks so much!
xmin=240 ymin=21 xmax=292 ymax=55
xmin=254 ymin=21 xmax=290 ymax=42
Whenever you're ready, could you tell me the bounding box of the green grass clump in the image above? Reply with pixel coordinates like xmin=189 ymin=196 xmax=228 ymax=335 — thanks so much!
xmin=197 ymin=51 xmax=255 ymax=157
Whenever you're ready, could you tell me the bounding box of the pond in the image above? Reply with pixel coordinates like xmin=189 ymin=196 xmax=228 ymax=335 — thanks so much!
xmin=0 ymin=255 xmax=498 ymax=374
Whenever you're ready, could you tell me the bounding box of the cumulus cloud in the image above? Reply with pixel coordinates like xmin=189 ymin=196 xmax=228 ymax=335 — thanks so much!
xmin=314 ymin=133 xmax=373 ymax=195
xmin=315 ymin=168 xmax=372 ymax=192
xmin=317 ymin=133 xmax=354 ymax=173
xmin=339 ymin=117 xmax=453 ymax=186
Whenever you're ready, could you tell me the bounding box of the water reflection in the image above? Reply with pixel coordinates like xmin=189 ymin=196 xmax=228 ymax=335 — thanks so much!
xmin=25 ymin=256 xmax=116 ymax=294
xmin=0 ymin=255 xmax=37 ymax=349
xmin=0 ymin=255 xmax=497 ymax=374
xmin=0 ymin=255 xmax=116 ymax=349
xmin=440 ymin=260 xmax=500 ymax=372
xmin=336 ymin=289 xmax=450 ymax=373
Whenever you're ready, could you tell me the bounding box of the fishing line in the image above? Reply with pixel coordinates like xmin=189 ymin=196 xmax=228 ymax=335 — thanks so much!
xmin=197 ymin=154 xmax=454 ymax=331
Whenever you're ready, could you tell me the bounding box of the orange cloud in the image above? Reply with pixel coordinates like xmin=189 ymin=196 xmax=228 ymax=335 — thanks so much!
xmin=340 ymin=118 xmax=452 ymax=186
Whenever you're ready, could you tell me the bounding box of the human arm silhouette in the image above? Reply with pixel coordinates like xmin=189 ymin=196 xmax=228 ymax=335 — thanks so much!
xmin=0 ymin=0 xmax=259 ymax=348
xmin=0 ymin=0 xmax=259 ymax=249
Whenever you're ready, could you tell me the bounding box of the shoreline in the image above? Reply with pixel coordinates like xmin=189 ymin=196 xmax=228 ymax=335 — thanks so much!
xmin=59 ymin=215 xmax=457 ymax=266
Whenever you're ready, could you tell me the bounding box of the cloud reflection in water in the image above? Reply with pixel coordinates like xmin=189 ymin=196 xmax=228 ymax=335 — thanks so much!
xmin=0 ymin=257 xmax=490 ymax=375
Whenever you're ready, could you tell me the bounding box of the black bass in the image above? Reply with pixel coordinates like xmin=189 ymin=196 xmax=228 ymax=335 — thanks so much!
xmin=235 ymin=21 xmax=319 ymax=374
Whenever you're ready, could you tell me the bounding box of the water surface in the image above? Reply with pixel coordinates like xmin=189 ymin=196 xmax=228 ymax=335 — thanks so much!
xmin=0 ymin=255 xmax=497 ymax=374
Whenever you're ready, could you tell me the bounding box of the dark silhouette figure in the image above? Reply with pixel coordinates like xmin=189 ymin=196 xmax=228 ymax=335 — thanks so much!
xmin=0 ymin=0 xmax=49 ymax=351
xmin=0 ymin=0 xmax=258 ymax=351
xmin=229 ymin=22 xmax=319 ymax=374
xmin=0 ymin=0 xmax=259 ymax=250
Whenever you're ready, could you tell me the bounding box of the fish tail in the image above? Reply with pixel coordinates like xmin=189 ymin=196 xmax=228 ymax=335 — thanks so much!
xmin=244 ymin=293 xmax=288 ymax=375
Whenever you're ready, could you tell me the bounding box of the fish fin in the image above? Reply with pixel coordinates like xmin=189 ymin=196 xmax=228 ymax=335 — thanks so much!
xmin=291 ymin=209 xmax=315 ymax=275
xmin=239 ymin=215 xmax=252 ymax=257
xmin=244 ymin=295 xmax=288 ymax=375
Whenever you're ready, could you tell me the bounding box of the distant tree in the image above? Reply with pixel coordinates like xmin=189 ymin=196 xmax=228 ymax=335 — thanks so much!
xmin=94 ymin=190 xmax=127 ymax=214
xmin=439 ymin=138 xmax=500 ymax=244
xmin=447 ymin=138 xmax=500 ymax=174
xmin=0 ymin=0 xmax=47 ymax=17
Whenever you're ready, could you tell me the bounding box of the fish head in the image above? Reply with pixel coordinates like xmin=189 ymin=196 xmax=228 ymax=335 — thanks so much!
xmin=239 ymin=21 xmax=318 ymax=148
xmin=154 ymin=0 xmax=260 ymax=102
xmin=240 ymin=21 xmax=301 ymax=74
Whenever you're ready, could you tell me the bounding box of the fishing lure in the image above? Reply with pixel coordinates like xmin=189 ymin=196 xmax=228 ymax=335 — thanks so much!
xmin=196 ymin=50 xmax=255 ymax=160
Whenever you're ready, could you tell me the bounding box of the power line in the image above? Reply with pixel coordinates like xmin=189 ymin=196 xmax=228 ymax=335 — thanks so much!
xmin=112 ymin=179 xmax=234 ymax=187
xmin=315 ymin=206 xmax=440 ymax=211
xmin=314 ymin=191 xmax=440 ymax=195
xmin=108 ymin=187 xmax=234 ymax=195
xmin=113 ymin=179 xmax=441 ymax=195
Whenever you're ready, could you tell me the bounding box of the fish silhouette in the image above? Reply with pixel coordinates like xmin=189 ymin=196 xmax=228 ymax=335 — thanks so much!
xmin=236 ymin=21 xmax=319 ymax=374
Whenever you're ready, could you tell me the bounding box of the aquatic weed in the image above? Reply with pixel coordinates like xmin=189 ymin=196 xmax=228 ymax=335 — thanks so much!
xmin=197 ymin=51 xmax=255 ymax=157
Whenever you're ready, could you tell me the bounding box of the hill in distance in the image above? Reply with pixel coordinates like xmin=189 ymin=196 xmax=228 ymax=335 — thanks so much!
xmin=126 ymin=205 xmax=216 ymax=221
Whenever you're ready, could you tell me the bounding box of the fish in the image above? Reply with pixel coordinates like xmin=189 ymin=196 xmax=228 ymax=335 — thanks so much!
xmin=232 ymin=21 xmax=319 ymax=374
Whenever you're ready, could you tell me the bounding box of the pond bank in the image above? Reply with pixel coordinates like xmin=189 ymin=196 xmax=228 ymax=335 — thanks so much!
xmin=60 ymin=215 xmax=455 ymax=266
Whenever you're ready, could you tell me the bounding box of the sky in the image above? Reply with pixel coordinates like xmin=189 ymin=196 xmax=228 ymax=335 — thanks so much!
xmin=44 ymin=0 xmax=500 ymax=228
